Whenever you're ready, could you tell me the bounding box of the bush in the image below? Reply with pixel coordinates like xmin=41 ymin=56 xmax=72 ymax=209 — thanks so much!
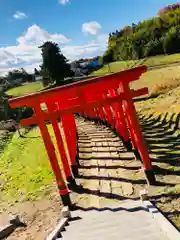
xmin=42 ymin=77 xmax=51 ymax=87
xmin=104 ymin=6 xmax=180 ymax=61
xmin=0 ymin=120 xmax=17 ymax=132
xmin=158 ymin=3 xmax=180 ymax=16
xmin=163 ymin=26 xmax=180 ymax=54
xmin=143 ymin=38 xmax=164 ymax=57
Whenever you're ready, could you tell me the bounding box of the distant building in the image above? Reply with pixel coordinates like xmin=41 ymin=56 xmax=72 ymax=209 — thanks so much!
xmin=71 ymin=58 xmax=103 ymax=76
xmin=70 ymin=62 xmax=88 ymax=77
xmin=35 ymin=76 xmax=43 ymax=81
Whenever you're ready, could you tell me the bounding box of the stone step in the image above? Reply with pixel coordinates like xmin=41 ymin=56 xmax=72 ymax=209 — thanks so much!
xmin=61 ymin=207 xmax=169 ymax=240
xmin=68 ymin=119 xmax=169 ymax=240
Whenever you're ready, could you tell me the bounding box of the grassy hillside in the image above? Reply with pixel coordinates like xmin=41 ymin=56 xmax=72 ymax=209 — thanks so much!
xmin=94 ymin=53 xmax=180 ymax=76
xmin=0 ymin=122 xmax=71 ymax=205
xmin=6 ymin=81 xmax=43 ymax=97
xmin=132 ymin=65 xmax=180 ymax=93
xmin=0 ymin=128 xmax=53 ymax=203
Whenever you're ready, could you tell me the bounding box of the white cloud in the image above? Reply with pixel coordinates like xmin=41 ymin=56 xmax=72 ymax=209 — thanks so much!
xmin=0 ymin=24 xmax=108 ymax=76
xmin=62 ymin=37 xmax=107 ymax=60
xmin=82 ymin=21 xmax=101 ymax=35
xmin=13 ymin=11 xmax=27 ymax=20
xmin=59 ymin=0 xmax=69 ymax=5
xmin=0 ymin=25 xmax=71 ymax=76
xmin=17 ymin=24 xmax=71 ymax=45
xmin=0 ymin=49 xmax=19 ymax=66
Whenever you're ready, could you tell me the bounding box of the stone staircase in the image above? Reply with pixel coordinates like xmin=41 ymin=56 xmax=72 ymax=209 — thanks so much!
xmin=59 ymin=201 xmax=169 ymax=240
xmin=49 ymin=118 xmax=176 ymax=240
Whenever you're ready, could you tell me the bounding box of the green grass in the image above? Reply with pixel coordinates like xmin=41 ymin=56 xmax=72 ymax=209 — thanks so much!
xmin=131 ymin=65 xmax=180 ymax=92
xmin=0 ymin=127 xmax=58 ymax=203
xmin=93 ymin=53 xmax=180 ymax=76
xmin=137 ymin=112 xmax=180 ymax=230
xmin=133 ymin=65 xmax=180 ymax=114
xmin=6 ymin=81 xmax=43 ymax=97
xmin=0 ymin=130 xmax=13 ymax=155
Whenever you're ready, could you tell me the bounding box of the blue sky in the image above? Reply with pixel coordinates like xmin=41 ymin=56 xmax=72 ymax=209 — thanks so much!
xmin=0 ymin=0 xmax=179 ymax=75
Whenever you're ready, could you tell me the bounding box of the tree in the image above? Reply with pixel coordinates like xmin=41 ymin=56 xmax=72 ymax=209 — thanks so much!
xmin=163 ymin=26 xmax=180 ymax=54
xmin=7 ymin=69 xmax=29 ymax=83
xmin=103 ymin=50 xmax=114 ymax=64
xmin=34 ymin=68 xmax=39 ymax=76
xmin=158 ymin=3 xmax=180 ymax=16
xmin=103 ymin=5 xmax=180 ymax=62
xmin=39 ymin=41 xmax=74 ymax=86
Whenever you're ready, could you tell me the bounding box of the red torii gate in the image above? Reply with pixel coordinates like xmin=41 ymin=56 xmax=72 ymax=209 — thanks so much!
xmin=9 ymin=66 xmax=156 ymax=208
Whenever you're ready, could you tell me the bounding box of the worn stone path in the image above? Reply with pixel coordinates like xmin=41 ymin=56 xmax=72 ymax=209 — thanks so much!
xmin=60 ymin=118 xmax=170 ymax=239
xmin=72 ymin=117 xmax=145 ymax=208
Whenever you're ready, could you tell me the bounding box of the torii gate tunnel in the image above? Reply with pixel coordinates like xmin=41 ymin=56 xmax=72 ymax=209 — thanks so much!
xmin=9 ymin=66 xmax=156 ymax=208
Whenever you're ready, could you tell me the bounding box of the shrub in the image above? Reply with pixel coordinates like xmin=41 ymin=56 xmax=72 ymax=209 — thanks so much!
xmin=0 ymin=120 xmax=16 ymax=132
xmin=104 ymin=6 xmax=180 ymax=61
xmin=163 ymin=26 xmax=180 ymax=54
xmin=158 ymin=4 xmax=180 ymax=16
xmin=143 ymin=38 xmax=164 ymax=57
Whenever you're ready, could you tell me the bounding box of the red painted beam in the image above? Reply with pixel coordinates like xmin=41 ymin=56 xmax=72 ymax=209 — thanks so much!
xmin=9 ymin=66 xmax=147 ymax=108
xmin=19 ymin=87 xmax=148 ymax=127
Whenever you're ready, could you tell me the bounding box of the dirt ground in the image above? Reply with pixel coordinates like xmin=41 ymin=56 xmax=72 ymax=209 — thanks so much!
xmin=0 ymin=183 xmax=63 ymax=240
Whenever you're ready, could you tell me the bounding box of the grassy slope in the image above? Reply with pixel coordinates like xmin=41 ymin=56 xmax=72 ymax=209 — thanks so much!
xmin=138 ymin=110 xmax=180 ymax=229
xmin=0 ymin=127 xmax=56 ymax=203
xmin=94 ymin=53 xmax=180 ymax=76
xmin=132 ymin=65 xmax=180 ymax=92
xmin=1 ymin=82 xmax=45 ymax=203
xmin=6 ymin=81 xmax=43 ymax=97
xmin=132 ymin=64 xmax=180 ymax=114
xmin=136 ymin=86 xmax=180 ymax=114
xmin=133 ymin=65 xmax=180 ymax=229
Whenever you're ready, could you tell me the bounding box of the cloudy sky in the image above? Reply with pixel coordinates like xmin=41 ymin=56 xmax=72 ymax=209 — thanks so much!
xmin=0 ymin=0 xmax=179 ymax=76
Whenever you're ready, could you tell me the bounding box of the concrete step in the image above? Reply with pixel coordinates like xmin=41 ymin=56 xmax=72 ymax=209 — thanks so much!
xmin=70 ymin=119 xmax=169 ymax=240
xmin=61 ymin=206 xmax=169 ymax=240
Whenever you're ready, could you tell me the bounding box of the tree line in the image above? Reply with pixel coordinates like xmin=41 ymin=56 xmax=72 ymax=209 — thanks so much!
xmin=102 ymin=4 xmax=180 ymax=63
xmin=0 ymin=68 xmax=39 ymax=92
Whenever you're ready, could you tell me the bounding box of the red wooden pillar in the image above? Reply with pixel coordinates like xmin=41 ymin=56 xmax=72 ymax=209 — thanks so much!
xmin=98 ymin=106 xmax=106 ymax=122
xmin=67 ymin=114 xmax=79 ymax=176
xmin=53 ymin=100 xmax=78 ymax=172
xmin=61 ymin=114 xmax=79 ymax=175
xmin=102 ymin=93 xmax=114 ymax=127
xmin=91 ymin=108 xmax=98 ymax=119
xmin=34 ymin=104 xmax=72 ymax=207
xmin=108 ymin=89 xmax=130 ymax=143
xmin=97 ymin=93 xmax=107 ymax=123
xmin=103 ymin=104 xmax=114 ymax=127
xmin=46 ymin=102 xmax=76 ymax=183
xmin=120 ymin=82 xmax=156 ymax=185
xmin=122 ymin=102 xmax=137 ymax=150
